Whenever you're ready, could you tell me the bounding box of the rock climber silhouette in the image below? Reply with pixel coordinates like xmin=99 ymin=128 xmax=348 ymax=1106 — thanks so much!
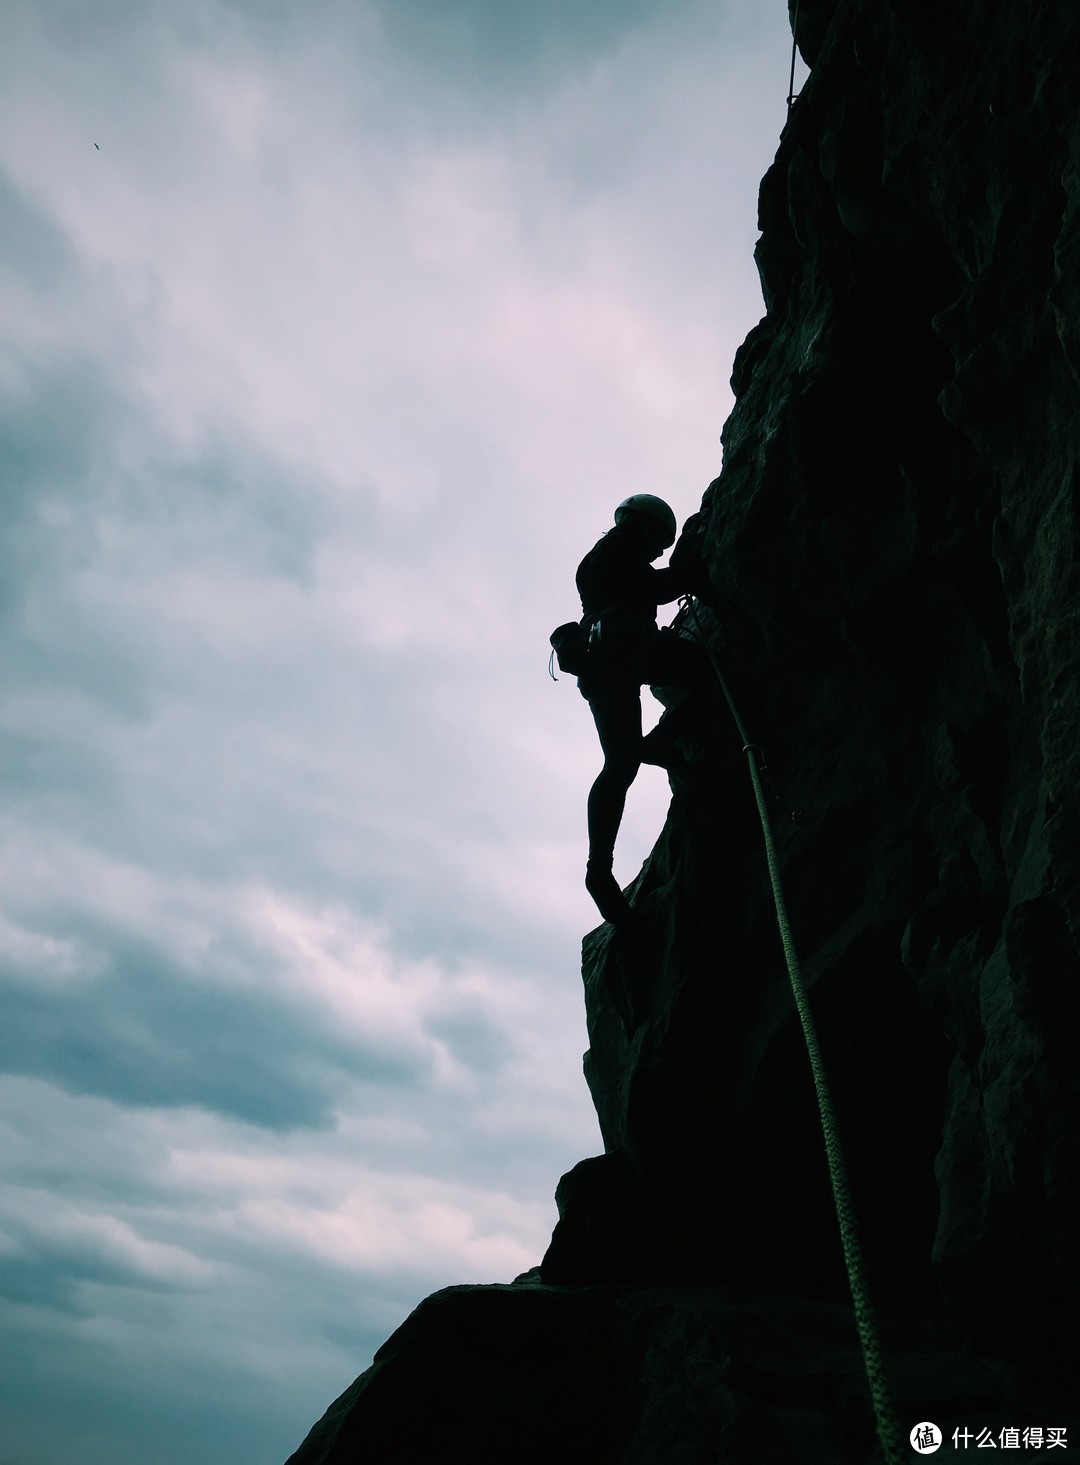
xmin=575 ymin=495 xmax=711 ymax=925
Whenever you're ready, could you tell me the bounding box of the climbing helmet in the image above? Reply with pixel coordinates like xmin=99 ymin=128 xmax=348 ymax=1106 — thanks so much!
xmin=614 ymin=494 xmax=677 ymax=548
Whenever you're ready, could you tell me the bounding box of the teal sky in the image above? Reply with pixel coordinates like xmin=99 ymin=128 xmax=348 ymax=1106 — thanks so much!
xmin=0 ymin=3 xmax=805 ymax=1461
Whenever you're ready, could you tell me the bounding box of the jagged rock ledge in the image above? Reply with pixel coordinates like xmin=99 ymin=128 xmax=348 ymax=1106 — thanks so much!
xmin=286 ymin=1276 xmax=1050 ymax=1465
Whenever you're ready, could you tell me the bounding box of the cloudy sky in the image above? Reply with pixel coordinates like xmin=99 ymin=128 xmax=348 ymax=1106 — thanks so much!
xmin=0 ymin=3 xmax=803 ymax=1461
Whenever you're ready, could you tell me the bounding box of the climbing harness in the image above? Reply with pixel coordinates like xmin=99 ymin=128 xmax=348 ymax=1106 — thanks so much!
xmin=685 ymin=596 xmax=904 ymax=1465
xmin=787 ymin=0 xmax=801 ymax=112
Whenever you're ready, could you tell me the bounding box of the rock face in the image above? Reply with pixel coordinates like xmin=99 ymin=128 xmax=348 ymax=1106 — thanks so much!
xmin=286 ymin=1 xmax=1080 ymax=1460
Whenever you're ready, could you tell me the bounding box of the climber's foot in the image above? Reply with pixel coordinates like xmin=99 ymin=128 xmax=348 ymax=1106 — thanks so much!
xmin=585 ymin=863 xmax=633 ymax=926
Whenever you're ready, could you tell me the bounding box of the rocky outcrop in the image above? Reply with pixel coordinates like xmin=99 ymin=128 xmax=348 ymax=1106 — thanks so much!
xmin=286 ymin=0 xmax=1080 ymax=1459
xmin=285 ymin=1276 xmax=1050 ymax=1465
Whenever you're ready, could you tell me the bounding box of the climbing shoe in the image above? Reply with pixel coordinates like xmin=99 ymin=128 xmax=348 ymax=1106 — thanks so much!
xmin=585 ymin=863 xmax=633 ymax=926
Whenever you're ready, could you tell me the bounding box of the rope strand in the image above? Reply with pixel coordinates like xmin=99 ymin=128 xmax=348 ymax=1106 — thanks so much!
xmin=787 ymin=0 xmax=802 ymax=111
xmin=686 ymin=597 xmax=903 ymax=1465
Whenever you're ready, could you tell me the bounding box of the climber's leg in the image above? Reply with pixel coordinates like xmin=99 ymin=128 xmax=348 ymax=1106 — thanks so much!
xmin=640 ymin=631 xmax=712 ymax=767
xmin=584 ymin=682 xmax=641 ymax=924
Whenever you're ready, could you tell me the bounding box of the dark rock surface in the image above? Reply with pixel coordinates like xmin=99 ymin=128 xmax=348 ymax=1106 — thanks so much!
xmin=286 ymin=1 xmax=1080 ymax=1459
xmin=285 ymin=1276 xmax=1057 ymax=1465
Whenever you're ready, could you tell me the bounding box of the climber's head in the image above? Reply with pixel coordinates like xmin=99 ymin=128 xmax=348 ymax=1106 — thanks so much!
xmin=614 ymin=494 xmax=677 ymax=558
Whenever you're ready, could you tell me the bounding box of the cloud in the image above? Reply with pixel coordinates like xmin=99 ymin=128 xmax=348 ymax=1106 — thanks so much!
xmin=0 ymin=912 xmax=102 ymax=987
xmin=0 ymin=0 xmax=795 ymax=1459
xmin=0 ymin=1193 xmax=214 ymax=1315
xmin=0 ymin=860 xmax=573 ymax=1128
xmin=0 ymin=1068 xmax=572 ymax=1465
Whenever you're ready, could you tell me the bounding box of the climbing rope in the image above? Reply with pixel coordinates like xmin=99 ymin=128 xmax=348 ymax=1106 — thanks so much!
xmin=787 ymin=0 xmax=802 ymax=112
xmin=685 ymin=597 xmax=904 ymax=1465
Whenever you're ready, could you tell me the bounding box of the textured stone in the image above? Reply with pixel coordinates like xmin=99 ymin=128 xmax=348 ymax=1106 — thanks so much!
xmin=286 ymin=1277 xmax=1078 ymax=1463
xmin=286 ymin=1 xmax=1080 ymax=1458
